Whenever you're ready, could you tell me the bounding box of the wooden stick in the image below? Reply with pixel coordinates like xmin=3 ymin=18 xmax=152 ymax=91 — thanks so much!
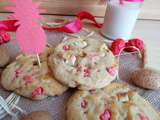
xmin=47 ymin=43 xmax=52 ymax=47
xmin=36 ymin=54 xmax=41 ymax=67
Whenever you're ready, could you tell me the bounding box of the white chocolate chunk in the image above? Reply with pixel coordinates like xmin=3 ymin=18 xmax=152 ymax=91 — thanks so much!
xmin=72 ymin=40 xmax=87 ymax=48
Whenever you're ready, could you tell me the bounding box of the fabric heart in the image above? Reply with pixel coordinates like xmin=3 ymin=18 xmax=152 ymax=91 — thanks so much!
xmin=110 ymin=38 xmax=144 ymax=56
xmin=125 ymin=38 xmax=144 ymax=52
xmin=111 ymin=38 xmax=126 ymax=56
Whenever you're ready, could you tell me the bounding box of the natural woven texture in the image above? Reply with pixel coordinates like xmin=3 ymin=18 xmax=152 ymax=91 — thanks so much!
xmin=0 ymin=31 xmax=160 ymax=120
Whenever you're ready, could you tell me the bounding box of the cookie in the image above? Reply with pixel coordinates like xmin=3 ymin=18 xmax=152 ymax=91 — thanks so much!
xmin=0 ymin=47 xmax=10 ymax=67
xmin=49 ymin=38 xmax=118 ymax=90
xmin=131 ymin=69 xmax=160 ymax=90
xmin=21 ymin=111 xmax=53 ymax=120
xmin=1 ymin=47 xmax=67 ymax=100
xmin=67 ymin=83 xmax=160 ymax=120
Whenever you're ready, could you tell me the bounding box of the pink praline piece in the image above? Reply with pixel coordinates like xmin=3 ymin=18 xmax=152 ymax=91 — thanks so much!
xmin=32 ymin=87 xmax=44 ymax=97
xmin=106 ymin=67 xmax=117 ymax=77
xmin=100 ymin=109 xmax=111 ymax=120
xmin=81 ymin=100 xmax=88 ymax=109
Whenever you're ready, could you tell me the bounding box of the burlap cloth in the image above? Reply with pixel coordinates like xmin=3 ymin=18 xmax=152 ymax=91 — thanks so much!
xmin=0 ymin=30 xmax=160 ymax=120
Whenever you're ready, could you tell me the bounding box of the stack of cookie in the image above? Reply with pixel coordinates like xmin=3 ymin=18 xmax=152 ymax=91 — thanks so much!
xmin=48 ymin=38 xmax=118 ymax=90
xmin=1 ymin=47 xmax=67 ymax=100
xmin=67 ymin=83 xmax=160 ymax=120
xmin=1 ymin=38 xmax=160 ymax=119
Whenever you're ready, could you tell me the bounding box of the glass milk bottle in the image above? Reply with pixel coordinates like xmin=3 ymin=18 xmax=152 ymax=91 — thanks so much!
xmin=101 ymin=0 xmax=144 ymax=40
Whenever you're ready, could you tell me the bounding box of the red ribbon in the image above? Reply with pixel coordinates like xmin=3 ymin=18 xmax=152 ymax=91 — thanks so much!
xmin=77 ymin=11 xmax=102 ymax=28
xmin=0 ymin=20 xmax=18 ymax=32
xmin=0 ymin=11 xmax=102 ymax=33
